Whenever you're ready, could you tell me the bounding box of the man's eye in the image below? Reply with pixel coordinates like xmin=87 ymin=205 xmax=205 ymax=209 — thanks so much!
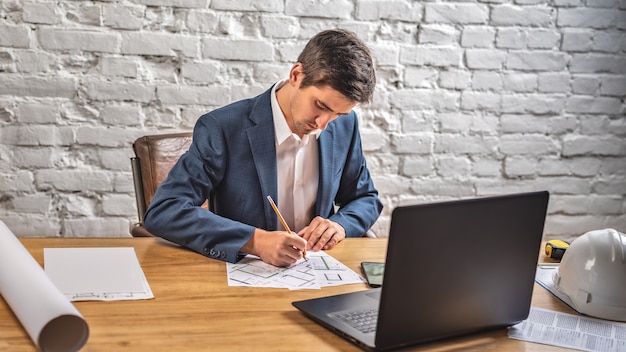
xmin=316 ymin=101 xmax=329 ymax=111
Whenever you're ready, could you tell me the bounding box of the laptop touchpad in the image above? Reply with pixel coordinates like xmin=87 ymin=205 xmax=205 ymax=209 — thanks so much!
xmin=366 ymin=290 xmax=381 ymax=301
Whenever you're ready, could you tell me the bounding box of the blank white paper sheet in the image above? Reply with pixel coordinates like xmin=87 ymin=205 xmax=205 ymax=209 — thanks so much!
xmin=44 ymin=247 xmax=154 ymax=301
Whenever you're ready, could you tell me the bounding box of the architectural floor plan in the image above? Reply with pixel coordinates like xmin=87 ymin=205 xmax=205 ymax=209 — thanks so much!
xmin=227 ymin=251 xmax=364 ymax=290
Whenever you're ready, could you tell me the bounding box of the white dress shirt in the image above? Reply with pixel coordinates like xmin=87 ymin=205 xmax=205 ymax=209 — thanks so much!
xmin=270 ymin=80 xmax=320 ymax=232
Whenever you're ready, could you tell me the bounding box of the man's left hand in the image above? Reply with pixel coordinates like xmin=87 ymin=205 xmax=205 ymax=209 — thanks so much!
xmin=297 ymin=216 xmax=346 ymax=251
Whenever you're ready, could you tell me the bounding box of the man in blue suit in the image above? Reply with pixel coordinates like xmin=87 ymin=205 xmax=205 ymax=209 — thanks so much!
xmin=144 ymin=29 xmax=382 ymax=266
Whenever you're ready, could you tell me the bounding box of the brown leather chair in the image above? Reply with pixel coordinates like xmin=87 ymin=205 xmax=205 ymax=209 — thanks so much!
xmin=130 ymin=132 xmax=193 ymax=237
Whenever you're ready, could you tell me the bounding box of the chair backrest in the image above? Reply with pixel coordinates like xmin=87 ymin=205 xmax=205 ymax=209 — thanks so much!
xmin=131 ymin=132 xmax=193 ymax=226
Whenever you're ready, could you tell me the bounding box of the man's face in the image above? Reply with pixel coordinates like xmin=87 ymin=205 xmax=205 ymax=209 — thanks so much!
xmin=286 ymin=64 xmax=357 ymax=137
xmin=289 ymin=85 xmax=356 ymax=137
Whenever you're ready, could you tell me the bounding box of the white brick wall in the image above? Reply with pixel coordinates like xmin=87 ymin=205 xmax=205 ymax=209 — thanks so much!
xmin=0 ymin=0 xmax=624 ymax=241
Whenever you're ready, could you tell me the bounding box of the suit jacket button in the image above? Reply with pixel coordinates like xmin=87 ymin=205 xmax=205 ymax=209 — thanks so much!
xmin=209 ymin=248 xmax=218 ymax=257
xmin=220 ymin=251 xmax=227 ymax=259
xmin=203 ymin=247 xmax=210 ymax=255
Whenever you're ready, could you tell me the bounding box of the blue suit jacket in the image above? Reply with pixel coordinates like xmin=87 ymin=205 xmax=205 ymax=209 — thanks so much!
xmin=143 ymin=86 xmax=382 ymax=263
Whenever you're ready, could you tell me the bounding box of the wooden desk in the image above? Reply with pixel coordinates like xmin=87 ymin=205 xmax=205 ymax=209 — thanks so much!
xmin=0 ymin=238 xmax=573 ymax=351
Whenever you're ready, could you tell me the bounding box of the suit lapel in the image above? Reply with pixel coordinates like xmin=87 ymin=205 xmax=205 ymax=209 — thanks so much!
xmin=317 ymin=126 xmax=335 ymax=217
xmin=246 ymin=88 xmax=278 ymax=229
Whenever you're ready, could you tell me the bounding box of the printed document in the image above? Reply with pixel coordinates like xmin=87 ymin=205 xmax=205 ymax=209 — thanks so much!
xmin=227 ymin=250 xmax=364 ymax=290
xmin=508 ymin=307 xmax=626 ymax=352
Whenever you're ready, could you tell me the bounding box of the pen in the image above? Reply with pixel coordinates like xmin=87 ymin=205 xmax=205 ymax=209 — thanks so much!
xmin=266 ymin=195 xmax=307 ymax=260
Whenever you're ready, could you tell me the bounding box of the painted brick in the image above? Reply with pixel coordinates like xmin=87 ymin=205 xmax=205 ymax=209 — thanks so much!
xmin=466 ymin=49 xmax=507 ymax=69
xmin=501 ymin=94 xmax=566 ymax=114
xmin=101 ymin=104 xmax=142 ymax=126
xmin=501 ymin=114 xmax=577 ymax=134
xmin=404 ymin=67 xmax=438 ymax=88
xmin=390 ymin=133 xmax=433 ymax=154
xmin=424 ymin=3 xmax=489 ymax=24
xmin=571 ymin=53 xmax=626 ymax=73
xmin=419 ymin=25 xmax=459 ymax=45
xmin=102 ymin=194 xmax=138 ymax=216
xmin=0 ymin=171 xmax=35 ymax=192
xmin=35 ymin=169 xmax=114 ymax=192
xmin=496 ymin=28 xmax=528 ymax=49
xmin=11 ymin=194 xmax=52 ymax=213
xmin=0 ymin=216 xmax=61 ymax=237
xmin=499 ymin=134 xmax=560 ymax=155
xmin=572 ymin=75 xmax=601 ymax=94
xmin=437 ymin=156 xmax=471 ymax=177
xmin=461 ymin=91 xmax=501 ymax=112
xmin=600 ymin=76 xmax=626 ymax=96
xmin=461 ymin=26 xmax=496 ymax=48
xmin=23 ymin=2 xmax=60 ymax=25
xmin=182 ymin=61 xmax=220 ymax=83
xmin=14 ymin=51 xmax=57 ymax=73
xmin=563 ymin=135 xmax=625 ymax=156
xmin=202 ymin=38 xmax=273 ymax=61
xmin=355 ymin=1 xmax=422 ymax=22
xmin=491 ymin=4 xmax=555 ymax=26
xmin=157 ymin=85 xmax=231 ymax=106
xmin=402 ymin=157 xmax=433 ymax=177
xmin=565 ymin=96 xmax=623 ymax=114
xmin=472 ymin=159 xmax=501 ymax=177
xmin=439 ymin=69 xmax=471 ymax=89
xmin=285 ymin=0 xmax=353 ymax=18
xmin=135 ymin=0 xmax=208 ymax=8
xmin=558 ymin=8 xmax=621 ymax=28
xmin=409 ymin=179 xmax=475 ymax=197
xmin=506 ymin=51 xmax=569 ymax=71
xmin=537 ymin=157 xmax=602 ymax=177
xmin=12 ymin=147 xmax=56 ymax=168
xmin=84 ymin=81 xmax=155 ymax=102
xmin=527 ymin=29 xmax=561 ymax=49
xmin=0 ymin=25 xmax=30 ymax=48
xmin=562 ymin=29 xmax=594 ymax=51
xmin=186 ymin=11 xmax=219 ymax=33
xmin=538 ymin=72 xmax=571 ymax=93
xmin=435 ymin=135 xmax=499 ymax=155
xmin=0 ymin=76 xmax=76 ymax=98
xmin=99 ymin=57 xmax=138 ymax=78
xmin=38 ymin=29 xmax=119 ymax=53
xmin=211 ymin=0 xmax=283 ymax=12
xmin=18 ymin=102 xmax=60 ymax=123
xmin=121 ymin=32 xmax=198 ymax=57
xmin=472 ymin=71 xmax=503 ymax=91
xmin=261 ymin=16 xmax=299 ymax=38
xmin=63 ymin=218 xmax=131 ymax=238
xmin=103 ymin=5 xmax=144 ymax=30
xmin=400 ymin=46 xmax=463 ymax=67
xmin=2 ymin=126 xmax=75 ymax=146
xmin=502 ymin=73 xmax=538 ymax=93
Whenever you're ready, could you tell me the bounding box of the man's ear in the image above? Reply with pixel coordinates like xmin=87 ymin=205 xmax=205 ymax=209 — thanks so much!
xmin=289 ymin=63 xmax=304 ymax=87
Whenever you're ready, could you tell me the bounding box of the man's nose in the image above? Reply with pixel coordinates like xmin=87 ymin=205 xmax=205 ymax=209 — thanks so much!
xmin=315 ymin=113 xmax=334 ymax=130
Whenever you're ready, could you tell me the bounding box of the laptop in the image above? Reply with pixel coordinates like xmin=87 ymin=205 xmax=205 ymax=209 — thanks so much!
xmin=293 ymin=191 xmax=549 ymax=351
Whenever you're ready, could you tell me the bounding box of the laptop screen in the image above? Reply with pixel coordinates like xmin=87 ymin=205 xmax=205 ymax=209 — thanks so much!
xmin=375 ymin=191 xmax=549 ymax=349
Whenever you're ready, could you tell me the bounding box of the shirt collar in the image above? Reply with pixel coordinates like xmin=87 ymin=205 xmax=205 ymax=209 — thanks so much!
xmin=271 ymin=80 xmax=321 ymax=145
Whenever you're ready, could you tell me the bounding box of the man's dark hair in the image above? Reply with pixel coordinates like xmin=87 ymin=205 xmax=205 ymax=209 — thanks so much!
xmin=297 ymin=29 xmax=376 ymax=104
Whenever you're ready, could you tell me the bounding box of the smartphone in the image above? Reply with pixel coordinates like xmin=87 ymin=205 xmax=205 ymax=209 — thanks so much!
xmin=361 ymin=261 xmax=384 ymax=288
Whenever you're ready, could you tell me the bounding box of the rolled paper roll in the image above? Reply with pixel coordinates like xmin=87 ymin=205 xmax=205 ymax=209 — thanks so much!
xmin=0 ymin=221 xmax=89 ymax=351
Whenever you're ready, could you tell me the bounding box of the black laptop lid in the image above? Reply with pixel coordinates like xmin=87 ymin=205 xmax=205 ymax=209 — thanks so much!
xmin=375 ymin=191 xmax=549 ymax=350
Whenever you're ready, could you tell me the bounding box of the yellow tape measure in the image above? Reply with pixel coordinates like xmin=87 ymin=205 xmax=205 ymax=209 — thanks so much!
xmin=545 ymin=239 xmax=570 ymax=260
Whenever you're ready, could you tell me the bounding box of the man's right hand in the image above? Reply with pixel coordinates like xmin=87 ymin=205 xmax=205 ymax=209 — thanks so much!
xmin=241 ymin=228 xmax=307 ymax=267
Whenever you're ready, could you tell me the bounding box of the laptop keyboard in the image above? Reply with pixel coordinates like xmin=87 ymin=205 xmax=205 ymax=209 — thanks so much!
xmin=330 ymin=308 xmax=378 ymax=334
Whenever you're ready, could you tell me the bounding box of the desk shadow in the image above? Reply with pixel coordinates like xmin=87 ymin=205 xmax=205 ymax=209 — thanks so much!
xmin=283 ymin=309 xmax=501 ymax=352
